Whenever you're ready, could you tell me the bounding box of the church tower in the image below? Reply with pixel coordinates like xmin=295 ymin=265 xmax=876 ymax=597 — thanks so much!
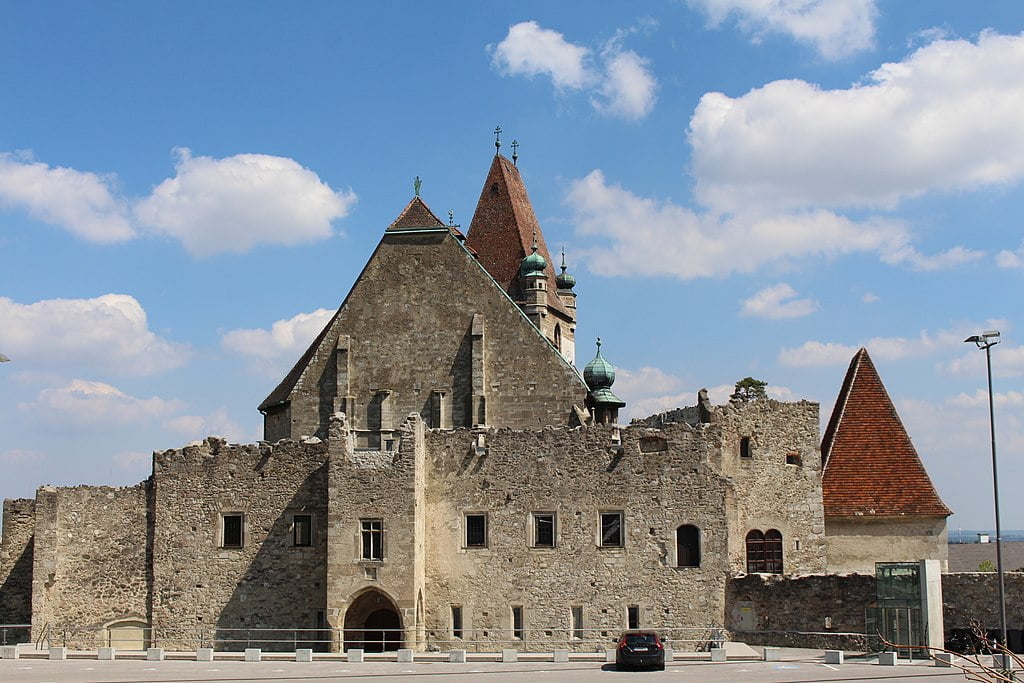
xmin=465 ymin=144 xmax=577 ymax=364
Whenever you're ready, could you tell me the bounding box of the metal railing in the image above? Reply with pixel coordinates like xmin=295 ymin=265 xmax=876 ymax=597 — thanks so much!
xmin=42 ymin=624 xmax=725 ymax=653
xmin=0 ymin=624 xmax=30 ymax=645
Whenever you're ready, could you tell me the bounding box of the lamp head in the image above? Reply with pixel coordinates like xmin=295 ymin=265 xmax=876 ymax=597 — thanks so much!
xmin=964 ymin=330 xmax=1000 ymax=348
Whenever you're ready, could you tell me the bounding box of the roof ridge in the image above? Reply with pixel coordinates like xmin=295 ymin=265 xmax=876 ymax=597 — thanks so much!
xmin=387 ymin=195 xmax=446 ymax=231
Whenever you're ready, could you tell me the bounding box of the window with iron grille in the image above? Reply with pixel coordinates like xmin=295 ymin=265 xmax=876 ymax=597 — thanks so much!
xmin=533 ymin=513 xmax=555 ymax=548
xmin=465 ymin=514 xmax=487 ymax=548
xmin=222 ymin=514 xmax=243 ymax=548
xmin=746 ymin=529 xmax=783 ymax=574
xmin=293 ymin=514 xmax=312 ymax=547
xmin=600 ymin=512 xmax=623 ymax=547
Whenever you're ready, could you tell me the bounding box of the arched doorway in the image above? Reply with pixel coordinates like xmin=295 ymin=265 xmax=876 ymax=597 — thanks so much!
xmin=343 ymin=589 xmax=403 ymax=652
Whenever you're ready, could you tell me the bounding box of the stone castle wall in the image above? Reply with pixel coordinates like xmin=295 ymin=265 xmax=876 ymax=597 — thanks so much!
xmin=0 ymin=498 xmax=35 ymax=624
xmin=942 ymin=572 xmax=1024 ymax=634
xmin=150 ymin=438 xmax=328 ymax=650
xmin=29 ymin=484 xmax=151 ymax=646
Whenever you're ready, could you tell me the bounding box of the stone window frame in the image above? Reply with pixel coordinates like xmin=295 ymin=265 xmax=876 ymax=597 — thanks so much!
xmin=570 ymin=605 xmax=584 ymax=640
xmin=745 ymin=528 xmax=783 ymax=574
xmin=451 ymin=605 xmax=463 ymax=640
xmin=598 ymin=510 xmax=624 ymax=548
xmin=511 ymin=605 xmax=525 ymax=640
xmin=627 ymin=605 xmax=640 ymax=630
xmin=675 ymin=524 xmax=701 ymax=568
xmin=530 ymin=511 xmax=557 ymax=549
xmin=220 ymin=512 xmax=245 ymax=549
xmin=739 ymin=436 xmax=752 ymax=459
xmin=292 ymin=513 xmax=313 ymax=547
xmin=464 ymin=512 xmax=488 ymax=549
xmin=360 ymin=518 xmax=385 ymax=561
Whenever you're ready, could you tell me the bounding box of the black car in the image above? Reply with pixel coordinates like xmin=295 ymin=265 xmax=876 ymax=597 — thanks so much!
xmin=615 ymin=630 xmax=666 ymax=670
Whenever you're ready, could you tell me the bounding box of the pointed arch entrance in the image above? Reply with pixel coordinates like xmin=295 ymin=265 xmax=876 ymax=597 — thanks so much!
xmin=343 ymin=588 xmax=403 ymax=652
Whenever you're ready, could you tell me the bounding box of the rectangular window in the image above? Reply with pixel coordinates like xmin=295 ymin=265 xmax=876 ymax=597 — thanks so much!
xmin=627 ymin=605 xmax=639 ymax=630
xmin=361 ymin=518 xmax=383 ymax=560
xmin=600 ymin=512 xmax=624 ymax=547
xmin=293 ymin=514 xmax=313 ymax=547
xmin=740 ymin=436 xmax=752 ymax=458
xmin=511 ymin=606 xmax=524 ymax=640
xmin=451 ymin=605 xmax=463 ymax=639
xmin=533 ymin=513 xmax=556 ymax=547
xmin=222 ymin=514 xmax=243 ymax=548
xmin=465 ymin=514 xmax=487 ymax=548
xmin=571 ymin=606 xmax=584 ymax=640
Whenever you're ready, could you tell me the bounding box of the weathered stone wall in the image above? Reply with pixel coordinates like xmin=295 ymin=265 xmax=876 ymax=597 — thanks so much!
xmin=826 ymin=517 xmax=948 ymax=574
xmin=421 ymin=421 xmax=731 ymax=651
xmin=713 ymin=399 xmax=827 ymax=575
xmin=942 ymin=572 xmax=1024 ymax=633
xmin=0 ymin=498 xmax=35 ymax=625
xmin=30 ymin=484 xmax=150 ymax=646
xmin=150 ymin=438 xmax=328 ymax=650
xmin=275 ymin=230 xmax=588 ymax=442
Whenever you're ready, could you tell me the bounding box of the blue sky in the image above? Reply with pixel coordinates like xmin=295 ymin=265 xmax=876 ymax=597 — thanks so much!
xmin=0 ymin=1 xmax=1021 ymax=530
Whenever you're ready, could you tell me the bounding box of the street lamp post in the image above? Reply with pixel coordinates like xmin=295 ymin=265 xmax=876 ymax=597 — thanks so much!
xmin=964 ymin=330 xmax=1005 ymax=647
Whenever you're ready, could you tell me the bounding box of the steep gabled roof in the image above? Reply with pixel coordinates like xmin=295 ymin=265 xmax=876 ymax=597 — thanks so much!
xmin=387 ymin=196 xmax=447 ymax=231
xmin=465 ymin=154 xmax=568 ymax=316
xmin=821 ymin=348 xmax=951 ymax=518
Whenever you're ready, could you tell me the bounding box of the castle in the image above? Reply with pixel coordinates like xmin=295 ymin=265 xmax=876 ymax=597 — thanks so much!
xmin=0 ymin=146 xmax=951 ymax=653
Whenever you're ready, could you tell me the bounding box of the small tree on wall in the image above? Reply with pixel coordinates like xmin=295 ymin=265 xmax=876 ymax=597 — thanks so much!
xmin=732 ymin=377 xmax=768 ymax=401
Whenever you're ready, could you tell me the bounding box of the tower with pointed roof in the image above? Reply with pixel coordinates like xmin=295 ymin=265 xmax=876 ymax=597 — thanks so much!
xmin=820 ymin=348 xmax=951 ymax=572
xmin=465 ymin=152 xmax=577 ymax=364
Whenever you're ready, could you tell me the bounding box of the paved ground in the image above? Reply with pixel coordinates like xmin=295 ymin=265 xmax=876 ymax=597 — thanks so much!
xmin=0 ymin=651 xmax=981 ymax=683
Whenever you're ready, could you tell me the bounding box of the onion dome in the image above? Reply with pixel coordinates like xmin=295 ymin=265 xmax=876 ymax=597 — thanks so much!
xmin=584 ymin=337 xmax=616 ymax=390
xmin=520 ymin=241 xmax=547 ymax=277
xmin=556 ymin=249 xmax=576 ymax=290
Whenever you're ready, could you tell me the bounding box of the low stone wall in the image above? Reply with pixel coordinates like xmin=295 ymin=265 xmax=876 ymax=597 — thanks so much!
xmin=943 ymin=573 xmax=1024 ymax=632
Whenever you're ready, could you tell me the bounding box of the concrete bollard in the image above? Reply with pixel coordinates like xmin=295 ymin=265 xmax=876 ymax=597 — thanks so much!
xmin=147 ymin=647 xmax=165 ymax=661
xmin=711 ymin=647 xmax=727 ymax=662
xmin=1 ymin=646 xmax=19 ymax=659
xmin=196 ymin=648 xmax=214 ymax=662
xmin=449 ymin=649 xmax=466 ymax=663
xmin=605 ymin=648 xmax=616 ymax=663
xmin=934 ymin=652 xmax=957 ymax=667
xmin=295 ymin=648 xmax=313 ymax=662
xmin=763 ymin=647 xmax=780 ymax=661
xmin=553 ymin=649 xmax=569 ymax=662
xmin=244 ymin=648 xmax=261 ymax=662
xmin=396 ymin=648 xmax=414 ymax=662
xmin=49 ymin=647 xmax=67 ymax=661
xmin=825 ymin=650 xmax=844 ymax=665
xmin=502 ymin=649 xmax=518 ymax=663
xmin=994 ymin=653 xmax=1017 ymax=670
xmin=97 ymin=647 xmax=116 ymax=660
xmin=878 ymin=651 xmax=897 ymax=666
xmin=664 ymin=647 xmax=674 ymax=662
xmin=347 ymin=648 xmax=364 ymax=663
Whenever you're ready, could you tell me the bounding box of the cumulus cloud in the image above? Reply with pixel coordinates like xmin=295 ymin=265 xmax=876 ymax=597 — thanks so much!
xmin=135 ymin=148 xmax=356 ymax=257
xmin=221 ymin=307 xmax=334 ymax=376
xmin=566 ymin=169 xmax=915 ymax=279
xmin=945 ymin=343 xmax=1024 ymax=379
xmin=862 ymin=292 xmax=879 ymax=303
xmin=997 ymin=240 xmax=1024 ymax=268
xmin=21 ymin=379 xmax=185 ymax=428
xmin=0 ymin=152 xmax=133 ymax=241
xmin=490 ymin=22 xmax=657 ymax=120
xmin=687 ymin=0 xmax=877 ymax=59
xmin=691 ymin=32 xmax=1024 ymax=214
xmin=741 ymin=283 xmax=818 ymax=319
xmin=0 ymin=294 xmax=190 ymax=375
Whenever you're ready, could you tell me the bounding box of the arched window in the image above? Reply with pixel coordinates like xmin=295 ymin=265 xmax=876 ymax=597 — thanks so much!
xmin=676 ymin=525 xmax=700 ymax=567
xmin=746 ymin=529 xmax=783 ymax=574
xmin=554 ymin=324 xmax=562 ymax=352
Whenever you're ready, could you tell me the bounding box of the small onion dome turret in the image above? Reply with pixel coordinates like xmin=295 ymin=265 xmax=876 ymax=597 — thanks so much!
xmin=556 ymin=250 xmax=576 ymax=290
xmin=584 ymin=338 xmax=625 ymax=408
xmin=520 ymin=242 xmax=547 ymax=278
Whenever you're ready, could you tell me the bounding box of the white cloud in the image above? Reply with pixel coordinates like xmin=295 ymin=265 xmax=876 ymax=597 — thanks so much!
xmin=0 ymin=151 xmax=133 ymax=241
xmin=688 ymin=0 xmax=877 ymax=59
xmin=997 ymin=240 xmax=1024 ymax=268
xmin=0 ymin=449 xmax=45 ymax=464
xmin=221 ymin=308 xmax=334 ymax=376
xmin=741 ymin=283 xmax=817 ymax=319
xmin=945 ymin=344 xmax=1024 ymax=379
xmin=135 ymin=148 xmax=355 ymax=257
xmin=880 ymin=241 xmax=984 ymax=271
xmin=907 ymin=26 xmax=953 ymax=49
xmin=112 ymin=451 xmax=150 ymax=471
xmin=778 ymin=341 xmax=859 ymax=367
xmin=862 ymin=292 xmax=879 ymax=303
xmin=690 ymin=31 xmax=1024 ymax=213
xmin=163 ymin=408 xmax=250 ymax=443
xmin=592 ymin=49 xmax=657 ymax=119
xmin=490 ymin=21 xmax=595 ymax=90
xmin=566 ymin=169 xmax=912 ymax=279
xmin=947 ymin=390 xmax=1024 ymax=409
xmin=21 ymin=379 xmax=185 ymax=428
xmin=490 ymin=22 xmax=657 ymax=120
xmin=0 ymin=294 xmax=190 ymax=375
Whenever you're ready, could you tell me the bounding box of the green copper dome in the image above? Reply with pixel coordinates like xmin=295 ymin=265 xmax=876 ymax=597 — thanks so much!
xmin=520 ymin=243 xmax=547 ymax=277
xmin=583 ymin=337 xmax=616 ymax=390
xmin=556 ymin=250 xmax=576 ymax=289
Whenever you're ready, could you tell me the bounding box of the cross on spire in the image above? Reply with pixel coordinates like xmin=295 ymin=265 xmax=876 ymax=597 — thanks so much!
xmin=511 ymin=139 xmax=519 ymax=166
xmin=494 ymin=125 xmax=502 ymax=154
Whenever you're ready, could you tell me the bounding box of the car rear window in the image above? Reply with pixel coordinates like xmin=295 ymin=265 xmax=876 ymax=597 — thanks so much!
xmin=625 ymin=633 xmax=658 ymax=645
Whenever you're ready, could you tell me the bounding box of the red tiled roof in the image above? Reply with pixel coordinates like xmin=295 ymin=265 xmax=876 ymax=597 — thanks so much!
xmin=821 ymin=348 xmax=951 ymax=518
xmin=387 ymin=196 xmax=446 ymax=231
xmin=465 ymin=155 xmax=569 ymax=316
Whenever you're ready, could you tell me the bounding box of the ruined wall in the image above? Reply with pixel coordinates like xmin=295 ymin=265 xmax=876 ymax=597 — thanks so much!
xmin=421 ymin=421 xmax=731 ymax=651
xmin=150 ymin=438 xmax=328 ymax=650
xmin=826 ymin=517 xmax=948 ymax=574
xmin=277 ymin=230 xmax=588 ymax=442
xmin=0 ymin=498 xmax=35 ymax=625
xmin=30 ymin=484 xmax=150 ymax=646
xmin=712 ymin=399 xmax=827 ymax=575
xmin=942 ymin=573 xmax=1024 ymax=633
